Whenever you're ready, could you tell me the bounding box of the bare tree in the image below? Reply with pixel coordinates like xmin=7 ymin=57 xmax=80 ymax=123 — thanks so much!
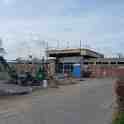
xmin=0 ymin=38 xmax=6 ymax=56
xmin=117 ymin=53 xmax=124 ymax=58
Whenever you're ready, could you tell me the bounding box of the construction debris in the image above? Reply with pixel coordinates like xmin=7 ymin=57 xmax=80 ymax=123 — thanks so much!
xmin=114 ymin=77 xmax=124 ymax=111
xmin=47 ymin=76 xmax=59 ymax=88
xmin=56 ymin=78 xmax=79 ymax=86
xmin=112 ymin=75 xmax=124 ymax=123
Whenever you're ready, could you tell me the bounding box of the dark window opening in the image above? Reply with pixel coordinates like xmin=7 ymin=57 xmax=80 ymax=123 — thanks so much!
xmin=118 ymin=62 xmax=124 ymax=64
xmin=111 ymin=62 xmax=116 ymax=64
xmin=88 ymin=62 xmax=94 ymax=64
xmin=84 ymin=62 xmax=88 ymax=65
xmin=102 ymin=62 xmax=108 ymax=64
xmin=96 ymin=62 xmax=102 ymax=64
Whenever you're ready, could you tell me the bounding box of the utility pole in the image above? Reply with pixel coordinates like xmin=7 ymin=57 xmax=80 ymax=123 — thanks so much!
xmin=0 ymin=38 xmax=6 ymax=56
xmin=67 ymin=41 xmax=69 ymax=48
xmin=80 ymin=40 xmax=84 ymax=78
xmin=40 ymin=41 xmax=42 ymax=60
xmin=80 ymin=40 xmax=82 ymax=49
xmin=57 ymin=40 xmax=59 ymax=49
xmin=46 ymin=41 xmax=49 ymax=60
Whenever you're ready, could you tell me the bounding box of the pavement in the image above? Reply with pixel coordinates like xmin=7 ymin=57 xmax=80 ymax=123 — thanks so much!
xmin=0 ymin=78 xmax=114 ymax=124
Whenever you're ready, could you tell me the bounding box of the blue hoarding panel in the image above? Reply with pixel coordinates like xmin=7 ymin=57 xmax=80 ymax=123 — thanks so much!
xmin=73 ymin=64 xmax=81 ymax=78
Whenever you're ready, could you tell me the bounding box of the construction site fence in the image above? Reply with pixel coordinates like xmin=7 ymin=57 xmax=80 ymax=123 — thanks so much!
xmin=88 ymin=65 xmax=124 ymax=78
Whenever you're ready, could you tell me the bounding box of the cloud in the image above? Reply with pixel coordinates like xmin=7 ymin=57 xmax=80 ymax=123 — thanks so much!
xmin=2 ymin=0 xmax=16 ymax=6
xmin=0 ymin=0 xmax=124 ymax=59
xmin=1 ymin=13 xmax=124 ymax=59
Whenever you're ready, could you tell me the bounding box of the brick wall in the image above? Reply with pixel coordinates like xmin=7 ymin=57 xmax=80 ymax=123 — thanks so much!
xmin=88 ymin=65 xmax=124 ymax=78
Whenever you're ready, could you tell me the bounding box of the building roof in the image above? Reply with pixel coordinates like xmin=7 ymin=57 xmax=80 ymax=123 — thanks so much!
xmin=46 ymin=48 xmax=104 ymax=58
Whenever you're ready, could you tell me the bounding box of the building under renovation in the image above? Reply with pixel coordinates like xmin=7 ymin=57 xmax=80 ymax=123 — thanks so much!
xmin=46 ymin=48 xmax=104 ymax=77
xmin=47 ymin=48 xmax=124 ymax=78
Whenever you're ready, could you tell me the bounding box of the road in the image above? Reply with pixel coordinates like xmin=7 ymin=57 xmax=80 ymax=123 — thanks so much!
xmin=80 ymin=78 xmax=113 ymax=124
xmin=0 ymin=78 xmax=114 ymax=124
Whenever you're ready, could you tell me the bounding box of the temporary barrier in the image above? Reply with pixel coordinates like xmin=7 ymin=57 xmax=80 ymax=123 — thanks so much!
xmin=73 ymin=64 xmax=81 ymax=78
xmin=43 ymin=80 xmax=48 ymax=88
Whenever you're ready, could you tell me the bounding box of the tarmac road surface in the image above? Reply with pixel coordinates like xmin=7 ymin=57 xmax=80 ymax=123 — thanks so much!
xmin=0 ymin=78 xmax=113 ymax=124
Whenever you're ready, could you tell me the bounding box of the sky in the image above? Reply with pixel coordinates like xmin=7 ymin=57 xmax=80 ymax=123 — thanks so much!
xmin=0 ymin=0 xmax=124 ymax=59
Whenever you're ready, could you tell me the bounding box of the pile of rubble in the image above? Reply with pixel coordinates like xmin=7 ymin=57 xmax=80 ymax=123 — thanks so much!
xmin=112 ymin=77 xmax=124 ymax=123
xmin=57 ymin=78 xmax=79 ymax=86
xmin=47 ymin=76 xmax=59 ymax=88
xmin=47 ymin=75 xmax=80 ymax=88
xmin=115 ymin=79 xmax=124 ymax=111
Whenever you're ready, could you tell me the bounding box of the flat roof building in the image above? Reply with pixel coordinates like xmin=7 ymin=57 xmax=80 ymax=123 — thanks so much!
xmin=46 ymin=48 xmax=104 ymax=75
xmin=47 ymin=48 xmax=104 ymax=58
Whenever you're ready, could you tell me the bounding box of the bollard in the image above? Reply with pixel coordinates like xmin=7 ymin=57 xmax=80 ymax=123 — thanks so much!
xmin=43 ymin=80 xmax=48 ymax=88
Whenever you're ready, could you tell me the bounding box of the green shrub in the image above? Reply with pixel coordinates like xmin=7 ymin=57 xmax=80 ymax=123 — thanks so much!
xmin=112 ymin=112 xmax=124 ymax=124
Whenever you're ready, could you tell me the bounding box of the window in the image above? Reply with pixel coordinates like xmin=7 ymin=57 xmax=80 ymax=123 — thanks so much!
xmin=118 ymin=62 xmax=124 ymax=64
xmin=111 ymin=62 xmax=116 ymax=64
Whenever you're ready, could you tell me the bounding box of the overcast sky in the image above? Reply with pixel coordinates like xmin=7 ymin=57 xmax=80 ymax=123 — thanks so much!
xmin=0 ymin=0 xmax=124 ymax=59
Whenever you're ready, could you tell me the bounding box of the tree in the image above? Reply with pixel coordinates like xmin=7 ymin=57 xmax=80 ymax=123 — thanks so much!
xmin=0 ymin=38 xmax=6 ymax=56
xmin=117 ymin=53 xmax=124 ymax=59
